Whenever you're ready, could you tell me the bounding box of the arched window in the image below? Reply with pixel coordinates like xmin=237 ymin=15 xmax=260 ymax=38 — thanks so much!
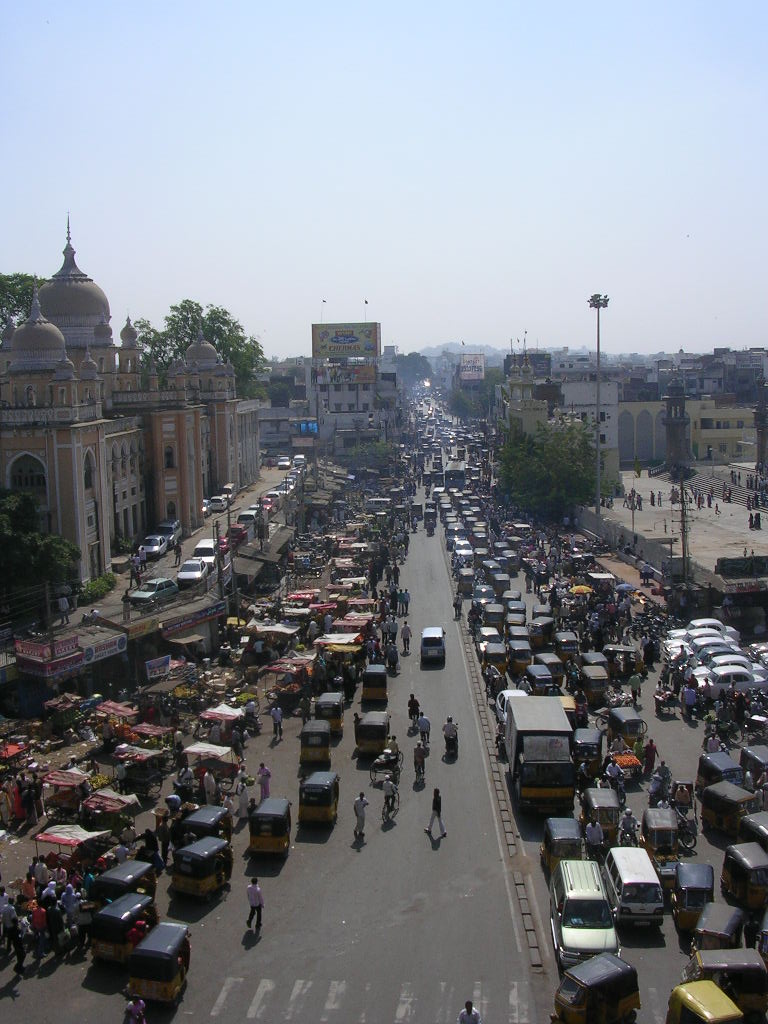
xmin=167 ymin=501 xmax=176 ymax=518
xmin=10 ymin=454 xmax=47 ymax=501
xmin=25 ymin=385 xmax=35 ymax=407
xmin=99 ymin=357 xmax=105 ymax=373
xmin=164 ymin=446 xmax=175 ymax=469
xmin=84 ymin=453 xmax=94 ymax=490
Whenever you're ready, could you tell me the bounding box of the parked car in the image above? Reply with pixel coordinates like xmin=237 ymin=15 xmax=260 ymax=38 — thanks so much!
xmin=277 ymin=456 xmax=291 ymax=470
xmin=176 ymin=558 xmax=209 ymax=589
xmin=155 ymin=519 xmax=182 ymax=545
xmin=208 ymin=496 xmax=228 ymax=513
xmin=129 ymin=578 xmax=179 ymax=608
xmin=141 ymin=535 xmax=168 ymax=560
xmin=193 ymin=539 xmax=217 ymax=571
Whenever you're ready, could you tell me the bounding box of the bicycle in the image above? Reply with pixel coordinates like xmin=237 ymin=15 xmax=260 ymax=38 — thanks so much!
xmin=414 ymin=758 xmax=426 ymax=783
xmin=382 ymin=790 xmax=400 ymax=822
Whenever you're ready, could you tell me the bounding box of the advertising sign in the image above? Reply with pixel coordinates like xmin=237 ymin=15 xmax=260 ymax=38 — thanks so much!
xmin=311 ymin=323 xmax=381 ymax=359
xmin=17 ymin=652 xmax=84 ymax=679
xmin=326 ymin=365 xmax=376 ymax=385
xmin=15 ymin=635 xmax=81 ymax=661
xmin=145 ymin=654 xmax=172 ymax=681
xmin=162 ymin=600 xmax=227 ymax=638
xmin=82 ymin=633 xmax=128 ymax=665
xmin=459 ymin=353 xmax=485 ymax=381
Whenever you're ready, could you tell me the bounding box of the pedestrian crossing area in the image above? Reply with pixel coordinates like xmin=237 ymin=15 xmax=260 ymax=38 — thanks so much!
xmin=208 ymin=976 xmax=532 ymax=1021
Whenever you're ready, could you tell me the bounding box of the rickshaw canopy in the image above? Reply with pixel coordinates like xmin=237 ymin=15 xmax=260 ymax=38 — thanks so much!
xmin=560 ymin=951 xmax=639 ymax=998
xmin=676 ymin=862 xmax=716 ymax=893
xmin=694 ymin=902 xmax=746 ymax=943
xmin=724 ymin=842 xmax=768 ymax=874
xmin=544 ymin=817 xmax=583 ymax=843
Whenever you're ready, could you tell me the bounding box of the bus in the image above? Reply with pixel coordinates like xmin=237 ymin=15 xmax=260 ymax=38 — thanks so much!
xmin=444 ymin=460 xmax=467 ymax=489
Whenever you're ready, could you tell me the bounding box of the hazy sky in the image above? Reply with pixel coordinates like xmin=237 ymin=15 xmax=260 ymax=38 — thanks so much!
xmin=3 ymin=2 xmax=767 ymax=358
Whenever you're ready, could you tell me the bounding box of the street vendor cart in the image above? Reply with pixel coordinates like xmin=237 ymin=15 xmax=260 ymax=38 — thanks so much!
xmin=113 ymin=744 xmax=165 ymax=798
xmin=184 ymin=741 xmax=241 ymax=793
xmin=42 ymin=767 xmax=91 ymax=823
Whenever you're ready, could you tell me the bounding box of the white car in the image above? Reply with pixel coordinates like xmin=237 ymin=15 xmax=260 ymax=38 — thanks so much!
xmin=176 ymin=558 xmax=209 ymax=589
xmin=208 ymin=496 xmax=228 ymax=513
xmin=141 ymin=534 xmax=168 ymax=560
xmin=494 ymin=689 xmax=525 ymax=727
xmin=193 ymin=539 xmax=218 ymax=571
xmin=277 ymin=456 xmax=291 ymax=470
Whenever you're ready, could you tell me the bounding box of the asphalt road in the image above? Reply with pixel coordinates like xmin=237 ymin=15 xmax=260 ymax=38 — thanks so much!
xmin=3 ymin=516 xmax=540 ymax=1023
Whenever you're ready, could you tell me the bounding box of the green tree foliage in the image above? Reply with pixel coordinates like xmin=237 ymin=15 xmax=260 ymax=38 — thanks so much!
xmin=448 ymin=367 xmax=505 ymax=419
xmin=134 ymin=299 xmax=266 ymax=397
xmin=0 ymin=273 xmax=37 ymax=327
xmin=498 ymin=421 xmax=598 ymax=519
xmin=0 ymin=491 xmax=81 ymax=608
xmin=394 ymin=351 xmax=433 ymax=389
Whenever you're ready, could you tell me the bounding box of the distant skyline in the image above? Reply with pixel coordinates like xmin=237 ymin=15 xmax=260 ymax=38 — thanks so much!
xmin=3 ymin=2 xmax=767 ymax=359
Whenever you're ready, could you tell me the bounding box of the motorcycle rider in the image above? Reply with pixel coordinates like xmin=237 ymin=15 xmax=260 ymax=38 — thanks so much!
xmin=413 ymin=742 xmax=426 ymax=780
xmin=408 ymin=694 xmax=421 ymax=726
xmin=443 ymin=716 xmax=458 ymax=753
xmin=619 ymin=807 xmax=638 ymax=845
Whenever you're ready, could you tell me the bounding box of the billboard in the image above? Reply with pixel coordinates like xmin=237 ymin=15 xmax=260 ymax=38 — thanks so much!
xmin=460 ymin=353 xmax=485 ymax=381
xmin=325 ymin=365 xmax=376 ymax=385
xmin=312 ymin=323 xmax=381 ymax=359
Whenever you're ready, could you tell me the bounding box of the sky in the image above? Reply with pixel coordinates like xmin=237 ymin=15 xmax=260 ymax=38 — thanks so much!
xmin=3 ymin=1 xmax=768 ymax=359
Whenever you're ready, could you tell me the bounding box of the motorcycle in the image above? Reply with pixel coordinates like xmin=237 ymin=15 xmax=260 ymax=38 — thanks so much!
xmin=618 ymin=822 xmax=639 ymax=847
xmin=444 ymin=731 xmax=458 ymax=758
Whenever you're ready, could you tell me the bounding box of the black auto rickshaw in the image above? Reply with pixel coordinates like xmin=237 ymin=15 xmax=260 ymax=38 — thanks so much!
xmin=573 ymin=728 xmax=604 ymax=778
xmin=181 ymin=805 xmax=232 ymax=844
xmin=535 ymin=652 xmax=565 ymax=687
xmin=739 ymin=812 xmax=768 ymax=853
xmin=665 ymin=981 xmax=743 ymax=1024
xmin=580 ymin=787 xmax=620 ymax=845
xmin=483 ymin=603 xmax=506 ymax=630
xmin=741 ymin=746 xmax=768 ymax=785
xmin=540 ymin=817 xmax=583 ymax=875
xmin=529 ymin=616 xmax=555 ymax=650
xmin=602 ymin=644 xmax=643 ymax=681
xmin=692 ymin=902 xmax=746 ymax=954
xmin=127 ymin=921 xmax=190 ymax=1006
xmin=606 ymin=707 xmax=648 ymax=749
xmin=361 ymin=664 xmax=388 ymax=702
xmin=721 ymin=843 xmax=768 ymax=910
xmin=552 ymin=953 xmax=641 ymax=1024
xmin=298 ymin=771 xmax=339 ymax=825
xmin=91 ymin=892 xmax=159 ymax=964
xmin=555 ymin=631 xmax=580 ymax=663
xmin=580 ymin=665 xmax=609 ymax=708
xmin=682 ymin=949 xmax=768 ymax=1021
xmin=508 ymin=640 xmax=533 ymax=674
xmin=248 ymin=797 xmax=292 ymax=855
xmin=457 ymin=568 xmax=474 ymax=595
xmin=700 ymin=782 xmax=761 ymax=838
xmin=354 ymin=710 xmax=390 ymax=755
xmin=580 ymin=651 xmax=610 ymax=672
xmin=672 ymin=862 xmax=716 ymax=932
xmin=525 ymin=663 xmax=558 ymax=696
xmin=170 ymin=836 xmax=233 ymax=899
xmin=91 ymin=859 xmax=158 ymax=907
xmin=300 ymin=720 xmax=332 ymax=768
xmin=483 ymin=642 xmax=509 ymax=677
xmin=696 ymin=752 xmax=744 ymax=794
xmin=314 ymin=691 xmax=344 ymax=735
xmin=641 ymin=807 xmax=680 ymax=891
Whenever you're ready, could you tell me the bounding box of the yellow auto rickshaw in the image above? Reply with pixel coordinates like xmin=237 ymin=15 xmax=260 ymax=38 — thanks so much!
xmin=535 ymin=652 xmax=565 ymax=687
xmin=560 ymin=694 xmax=578 ymax=730
xmin=740 ymin=745 xmax=768 ymax=786
xmin=721 ymin=843 xmax=768 ymax=910
xmin=483 ymin=603 xmax=506 ymax=630
xmin=701 ymin=782 xmax=761 ymax=838
xmin=483 ymin=642 xmax=509 ymax=677
xmin=505 ymin=599 xmax=527 ymax=622
xmin=672 ymin=862 xmax=715 ymax=932
xmin=181 ymin=805 xmax=233 ymax=844
xmin=354 ymin=710 xmax=390 ymax=755
xmin=298 ymin=770 xmax=339 ymax=825
xmin=170 ymin=836 xmax=233 ymax=899
xmin=573 ymin=728 xmax=604 ymax=778
xmin=91 ymin=892 xmax=159 ymax=964
xmin=508 ymin=639 xmax=533 ymax=674
xmin=314 ymin=691 xmax=344 ymax=735
xmin=580 ymin=665 xmax=610 ymax=707
xmin=127 ymin=921 xmax=190 ymax=1006
xmin=666 ymin=981 xmax=743 ymax=1024
xmin=682 ymin=950 xmax=768 ymax=1022
xmin=248 ymin=797 xmax=292 ymax=855
xmin=525 ymin=663 xmax=559 ymax=696
xmin=300 ymin=720 xmax=332 ymax=767
xmin=602 ymin=644 xmax=644 ymax=681
xmin=529 ymin=616 xmax=555 ymax=650
xmin=692 ymin=903 xmax=746 ymax=954
xmin=457 ymin=568 xmax=474 ymax=596
xmin=580 ymin=787 xmax=620 ymax=845
xmin=580 ymin=651 xmax=609 ymax=673
xmin=540 ymin=817 xmax=584 ymax=875
xmin=361 ymin=664 xmax=388 ymax=702
xmin=696 ymin=753 xmax=744 ymax=794
xmin=90 ymin=859 xmax=158 ymax=908
xmin=606 ymin=707 xmax=648 ymax=748
xmin=555 ymin=631 xmax=580 ymax=663
xmin=641 ymin=807 xmax=680 ymax=891
xmin=505 ymin=615 xmax=527 ymax=634
xmin=740 ymin=812 xmax=768 ymax=853
xmin=552 ymin=953 xmax=640 ymax=1024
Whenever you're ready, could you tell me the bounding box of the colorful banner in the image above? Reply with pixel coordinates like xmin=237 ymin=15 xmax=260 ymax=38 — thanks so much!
xmin=82 ymin=633 xmax=128 ymax=664
xmin=161 ymin=600 xmax=227 ymax=638
xmin=460 ymin=353 xmax=485 ymax=381
xmin=145 ymin=654 xmax=172 ymax=681
xmin=311 ymin=323 xmax=381 ymax=359
xmin=15 ymin=635 xmax=81 ymax=661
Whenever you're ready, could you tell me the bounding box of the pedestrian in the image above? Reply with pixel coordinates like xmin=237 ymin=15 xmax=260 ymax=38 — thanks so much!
xmin=246 ymin=877 xmax=264 ymax=929
xmin=174 ymin=538 xmax=183 ymax=566
xmin=57 ymin=595 xmax=70 ymax=625
xmin=156 ymin=814 xmax=171 ymax=864
xmin=5 ymin=897 xmax=25 ymax=975
xmin=126 ymin=995 xmax=147 ymax=1023
xmin=458 ymin=1000 xmax=482 ymax=1023
xmin=300 ymin=694 xmax=311 ymax=724
xmin=417 ymin=712 xmax=431 ymax=746
xmin=745 ymin=914 xmax=759 ymax=949
xmin=203 ymin=768 xmax=217 ymax=805
xmin=425 ymin=787 xmax=446 ymax=838
xmin=644 ymin=738 xmax=658 ymax=776
xmin=235 ymin=770 xmax=250 ymax=821
xmin=401 ymin=620 xmax=412 ymax=654
xmin=138 ymin=545 xmax=147 ymax=572
xmin=402 ymin=588 xmax=410 ymax=614
xmin=115 ymin=759 xmax=128 ymax=795
xmin=353 ymin=791 xmax=369 ymax=839
xmin=628 ymin=670 xmax=643 ymax=708
xmin=270 ymin=705 xmax=283 ymax=740
xmin=257 ymin=762 xmax=272 ymax=802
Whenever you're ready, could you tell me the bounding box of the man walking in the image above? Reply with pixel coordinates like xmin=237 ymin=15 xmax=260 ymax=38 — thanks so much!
xmin=270 ymin=705 xmax=283 ymax=740
xmin=401 ymin=620 xmax=412 ymax=655
xmin=57 ymin=595 xmax=70 ymax=625
xmin=174 ymin=538 xmax=183 ymax=566
xmin=246 ymin=877 xmax=264 ymax=930
xmin=425 ymin=787 xmax=446 ymax=838
xmin=353 ymin=791 xmax=369 ymax=839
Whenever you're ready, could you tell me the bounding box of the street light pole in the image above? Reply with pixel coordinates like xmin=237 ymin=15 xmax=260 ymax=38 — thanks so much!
xmin=588 ymin=294 xmax=609 ymax=516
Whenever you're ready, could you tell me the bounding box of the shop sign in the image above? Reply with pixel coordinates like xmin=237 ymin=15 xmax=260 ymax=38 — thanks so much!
xmin=126 ymin=617 xmax=160 ymax=640
xmin=17 ymin=651 xmax=84 ymax=678
xmin=145 ymin=654 xmax=172 ymax=681
xmin=162 ymin=601 xmax=227 ymax=638
xmin=82 ymin=633 xmax=128 ymax=664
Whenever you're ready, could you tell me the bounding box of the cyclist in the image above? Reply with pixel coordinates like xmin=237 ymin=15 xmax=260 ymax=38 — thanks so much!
xmin=407 ymin=693 xmax=421 ymax=725
xmin=382 ymin=774 xmax=398 ymax=816
xmin=413 ymin=741 xmax=426 ymax=780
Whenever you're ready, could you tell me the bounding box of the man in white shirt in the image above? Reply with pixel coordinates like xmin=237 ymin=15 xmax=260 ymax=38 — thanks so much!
xmin=458 ymin=999 xmax=482 ymax=1023
xmin=353 ymin=792 xmax=369 ymax=839
xmin=585 ymin=818 xmax=604 ymax=858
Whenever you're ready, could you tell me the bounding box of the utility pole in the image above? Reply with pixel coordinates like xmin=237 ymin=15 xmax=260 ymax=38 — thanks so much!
xmin=214 ymin=519 xmax=225 ymax=603
xmin=588 ymin=294 xmax=609 ymax=516
xmin=679 ymin=467 xmax=689 ymax=586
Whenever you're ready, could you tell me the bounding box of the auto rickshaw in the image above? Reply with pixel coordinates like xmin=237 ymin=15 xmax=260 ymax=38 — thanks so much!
xmin=758 ymin=907 xmax=768 ymax=969
xmin=721 ymin=843 xmax=768 ymax=910
xmin=641 ymin=807 xmax=680 ymax=891
xmin=506 ymin=599 xmax=527 ymax=621
xmin=573 ymin=728 xmax=604 ymax=778
xmin=696 ymin=753 xmax=744 ymax=794
xmin=665 ymin=981 xmax=743 ymax=1024
xmin=491 ymin=573 xmax=512 ymax=600
xmin=741 ymin=746 xmax=768 ymax=785
xmin=540 ymin=817 xmax=584 ymax=875
xmin=507 ymin=622 xmax=530 ymax=644
xmin=535 ymin=652 xmax=565 ymax=687
xmin=457 ymin=568 xmax=474 ymax=595
xmin=172 ymin=833 xmax=232 ymax=896
xmin=314 ymin=691 xmax=344 ymax=735
xmin=501 ymin=589 xmax=523 ymax=605
xmin=602 ymin=644 xmax=644 ymax=681
xmin=532 ymin=602 xmax=552 ymax=619
xmin=555 ymin=631 xmax=580 ymax=663
xmin=580 ymin=651 xmax=609 ymax=672
xmin=298 ymin=771 xmax=339 ymax=825
xmin=580 ymin=665 xmax=610 ymax=708
xmin=483 ymin=642 xmax=509 ymax=677
xmin=91 ymin=892 xmax=159 ymax=964
xmin=700 ymin=783 xmax=761 ymax=838
xmin=672 ymin=862 xmax=716 ymax=932
xmin=580 ymin=787 xmax=620 ymax=845
xmin=606 ymin=707 xmax=648 ymax=749
xmin=561 ymin=694 xmax=580 ymax=729
xmin=529 ymin=616 xmax=555 ymax=650
xmin=682 ymin=950 xmax=768 ymax=1022
xmin=91 ymin=859 xmax=158 ymax=907
xmin=354 ymin=710 xmax=390 ymax=756
xmin=552 ymin=953 xmax=640 ymax=1024
xmin=483 ymin=603 xmax=506 ymax=630
xmin=181 ymin=805 xmax=232 ymax=844
xmin=525 ymin=663 xmax=558 ymax=696
xmin=361 ymin=664 xmax=388 ymax=702
xmin=127 ymin=921 xmax=190 ymax=1006
xmin=508 ymin=640 xmax=533 ymax=674
xmin=300 ymin=720 xmax=332 ymax=768
xmin=248 ymin=797 xmax=292 ymax=855
xmin=739 ymin=812 xmax=768 ymax=853
xmin=692 ymin=903 xmax=746 ymax=954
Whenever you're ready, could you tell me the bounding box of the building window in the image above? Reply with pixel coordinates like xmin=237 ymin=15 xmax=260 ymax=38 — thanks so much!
xmin=599 ymin=433 xmax=606 ymax=444
xmin=10 ymin=454 xmax=47 ymax=498
xmin=333 ymin=403 xmax=342 ymax=412
xmin=84 ymin=454 xmax=94 ymax=490
xmin=719 ymin=443 xmax=728 ymax=454
xmin=164 ymin=445 xmax=175 ymax=469
xmin=167 ymin=501 xmax=177 ymax=518
xmin=737 ymin=420 xmax=745 ymax=429
xmin=600 ymin=411 xmax=606 ymax=422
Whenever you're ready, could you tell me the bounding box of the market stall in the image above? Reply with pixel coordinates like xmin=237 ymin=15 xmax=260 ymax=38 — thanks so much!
xmin=198 ymin=703 xmax=244 ymax=744
xmin=184 ymin=741 xmax=241 ymax=792
xmin=34 ymin=823 xmax=112 ymax=870
xmin=42 ymin=767 xmax=91 ymax=823
xmin=81 ymin=787 xmax=140 ymax=833
xmin=113 ymin=744 xmax=165 ymax=798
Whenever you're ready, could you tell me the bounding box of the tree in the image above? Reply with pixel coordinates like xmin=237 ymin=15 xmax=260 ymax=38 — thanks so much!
xmin=448 ymin=367 xmax=505 ymax=419
xmin=498 ymin=420 xmax=598 ymax=519
xmin=394 ymin=352 xmax=433 ymax=389
xmin=0 ymin=273 xmax=37 ymax=327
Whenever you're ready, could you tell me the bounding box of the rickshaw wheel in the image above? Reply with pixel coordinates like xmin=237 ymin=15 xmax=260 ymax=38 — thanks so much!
xmin=594 ymin=714 xmax=607 ymax=731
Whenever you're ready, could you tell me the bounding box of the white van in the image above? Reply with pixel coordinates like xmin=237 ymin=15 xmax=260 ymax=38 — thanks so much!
xmin=603 ymin=847 xmax=664 ymax=927
xmin=193 ymin=538 xmax=218 ymax=571
xmin=364 ymin=497 xmax=392 ymax=514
